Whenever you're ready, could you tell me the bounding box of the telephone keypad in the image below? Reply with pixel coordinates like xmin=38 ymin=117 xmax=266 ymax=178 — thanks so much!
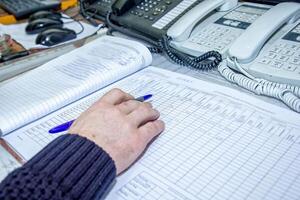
xmin=135 ymin=0 xmax=174 ymax=22
xmin=185 ymin=4 xmax=268 ymax=55
xmin=259 ymin=42 xmax=300 ymax=73
xmin=188 ymin=25 xmax=240 ymax=52
xmin=259 ymin=23 xmax=300 ymax=75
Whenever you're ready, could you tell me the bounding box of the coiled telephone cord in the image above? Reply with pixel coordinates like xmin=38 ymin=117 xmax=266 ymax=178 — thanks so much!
xmin=158 ymin=36 xmax=222 ymax=70
xmin=218 ymin=60 xmax=300 ymax=113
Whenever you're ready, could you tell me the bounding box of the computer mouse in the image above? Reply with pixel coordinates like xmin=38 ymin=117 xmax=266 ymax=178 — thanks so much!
xmin=36 ymin=28 xmax=77 ymax=46
xmin=26 ymin=18 xmax=63 ymax=34
xmin=28 ymin=11 xmax=62 ymax=22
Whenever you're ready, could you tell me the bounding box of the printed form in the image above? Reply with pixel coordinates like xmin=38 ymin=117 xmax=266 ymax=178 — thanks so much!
xmin=4 ymin=67 xmax=300 ymax=200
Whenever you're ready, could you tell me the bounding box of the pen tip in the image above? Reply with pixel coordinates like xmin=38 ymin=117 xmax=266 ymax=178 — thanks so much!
xmin=143 ymin=94 xmax=153 ymax=101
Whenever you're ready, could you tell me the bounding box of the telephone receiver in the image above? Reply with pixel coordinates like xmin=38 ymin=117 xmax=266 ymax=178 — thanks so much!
xmin=228 ymin=2 xmax=300 ymax=64
xmin=112 ymin=0 xmax=143 ymax=16
xmin=167 ymin=0 xmax=237 ymax=42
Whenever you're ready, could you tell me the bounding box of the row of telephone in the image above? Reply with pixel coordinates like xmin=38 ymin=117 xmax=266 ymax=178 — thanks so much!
xmin=82 ymin=0 xmax=300 ymax=112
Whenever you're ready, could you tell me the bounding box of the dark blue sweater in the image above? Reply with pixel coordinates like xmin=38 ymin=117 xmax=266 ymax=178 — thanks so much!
xmin=0 ymin=134 xmax=116 ymax=200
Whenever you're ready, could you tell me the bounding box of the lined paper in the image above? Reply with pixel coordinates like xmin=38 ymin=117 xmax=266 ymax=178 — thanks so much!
xmin=0 ymin=36 xmax=152 ymax=136
xmin=4 ymin=67 xmax=300 ymax=200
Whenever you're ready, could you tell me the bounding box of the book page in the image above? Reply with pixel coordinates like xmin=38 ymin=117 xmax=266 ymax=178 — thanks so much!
xmin=4 ymin=67 xmax=300 ymax=200
xmin=0 ymin=36 xmax=152 ymax=136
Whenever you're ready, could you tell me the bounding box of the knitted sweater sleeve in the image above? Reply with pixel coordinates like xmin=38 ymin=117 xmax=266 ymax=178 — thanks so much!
xmin=0 ymin=134 xmax=116 ymax=200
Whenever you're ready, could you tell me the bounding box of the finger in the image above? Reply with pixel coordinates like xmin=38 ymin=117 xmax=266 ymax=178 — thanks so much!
xmin=100 ymin=88 xmax=134 ymax=105
xmin=128 ymin=103 xmax=160 ymax=127
xmin=117 ymin=100 xmax=145 ymax=114
xmin=139 ymin=120 xmax=165 ymax=144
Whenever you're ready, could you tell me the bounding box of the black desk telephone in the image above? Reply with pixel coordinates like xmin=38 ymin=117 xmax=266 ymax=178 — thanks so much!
xmin=81 ymin=0 xmax=238 ymax=70
xmin=84 ymin=0 xmax=237 ymax=41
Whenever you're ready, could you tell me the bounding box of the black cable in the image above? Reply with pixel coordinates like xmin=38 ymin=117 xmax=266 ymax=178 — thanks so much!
xmin=60 ymin=15 xmax=85 ymax=35
xmin=148 ymin=46 xmax=162 ymax=54
xmin=79 ymin=0 xmax=99 ymax=27
xmin=74 ymin=20 xmax=85 ymax=35
xmin=158 ymin=36 xmax=222 ymax=70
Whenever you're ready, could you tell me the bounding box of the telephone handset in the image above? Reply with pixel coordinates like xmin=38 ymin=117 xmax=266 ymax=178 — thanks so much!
xmin=219 ymin=2 xmax=300 ymax=112
xmin=167 ymin=0 xmax=237 ymax=42
xmin=228 ymin=2 xmax=300 ymax=64
xmin=112 ymin=0 xmax=143 ymax=15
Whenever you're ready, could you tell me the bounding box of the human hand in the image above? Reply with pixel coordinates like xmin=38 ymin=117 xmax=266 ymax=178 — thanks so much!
xmin=68 ymin=89 xmax=165 ymax=174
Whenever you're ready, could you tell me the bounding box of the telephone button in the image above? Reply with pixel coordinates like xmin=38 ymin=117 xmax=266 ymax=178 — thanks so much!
xmin=223 ymin=20 xmax=231 ymax=25
xmin=282 ymin=49 xmax=295 ymax=56
xmin=288 ymin=44 xmax=299 ymax=51
xmin=216 ymin=44 xmax=225 ymax=51
xmin=259 ymin=58 xmax=271 ymax=65
xmin=293 ymin=26 xmax=300 ymax=34
xmin=270 ymin=47 xmax=281 ymax=54
xmin=277 ymin=55 xmax=289 ymax=62
xmin=231 ymin=21 xmax=240 ymax=27
xmin=290 ymin=58 xmax=300 ymax=65
xmin=283 ymin=65 xmax=297 ymax=72
xmin=165 ymin=0 xmax=172 ymax=5
xmin=196 ymin=41 xmax=206 ymax=46
xmin=271 ymin=61 xmax=283 ymax=68
xmin=265 ymin=52 xmax=277 ymax=59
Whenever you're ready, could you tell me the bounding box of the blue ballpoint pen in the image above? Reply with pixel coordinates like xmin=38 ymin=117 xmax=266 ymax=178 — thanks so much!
xmin=48 ymin=94 xmax=153 ymax=134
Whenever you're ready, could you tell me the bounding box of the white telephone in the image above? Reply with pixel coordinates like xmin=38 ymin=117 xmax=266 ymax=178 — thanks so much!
xmin=228 ymin=3 xmax=300 ymax=64
xmin=219 ymin=2 xmax=300 ymax=112
xmin=170 ymin=2 xmax=272 ymax=57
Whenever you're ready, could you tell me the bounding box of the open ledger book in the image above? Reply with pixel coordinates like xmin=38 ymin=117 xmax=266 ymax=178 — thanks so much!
xmin=2 ymin=36 xmax=300 ymax=200
xmin=0 ymin=36 xmax=152 ymax=136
